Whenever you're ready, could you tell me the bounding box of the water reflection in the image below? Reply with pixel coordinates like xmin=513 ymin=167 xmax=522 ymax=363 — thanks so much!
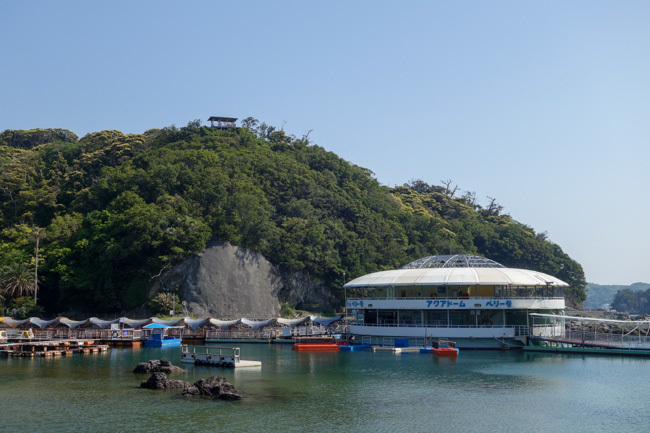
xmin=1 ymin=345 xmax=649 ymax=432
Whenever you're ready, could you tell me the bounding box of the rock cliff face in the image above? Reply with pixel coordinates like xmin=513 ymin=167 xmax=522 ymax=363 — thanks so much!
xmin=153 ymin=240 xmax=338 ymax=318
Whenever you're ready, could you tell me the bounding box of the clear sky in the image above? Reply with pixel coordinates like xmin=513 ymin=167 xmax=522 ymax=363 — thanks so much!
xmin=2 ymin=1 xmax=648 ymax=285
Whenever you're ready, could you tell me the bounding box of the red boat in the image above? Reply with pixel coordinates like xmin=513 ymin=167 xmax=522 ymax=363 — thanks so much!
xmin=292 ymin=337 xmax=341 ymax=352
xmin=292 ymin=343 xmax=340 ymax=352
xmin=431 ymin=340 xmax=459 ymax=356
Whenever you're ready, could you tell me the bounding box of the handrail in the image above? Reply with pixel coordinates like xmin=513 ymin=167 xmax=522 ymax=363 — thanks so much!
xmin=181 ymin=345 xmax=241 ymax=362
xmin=530 ymin=329 xmax=650 ymax=349
xmin=347 ymin=296 xmax=564 ymax=301
xmin=351 ymin=323 xmax=530 ymax=335
xmin=351 ymin=323 xmax=523 ymax=329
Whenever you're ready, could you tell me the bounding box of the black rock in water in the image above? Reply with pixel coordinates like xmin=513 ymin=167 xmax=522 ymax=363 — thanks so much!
xmin=139 ymin=373 xmax=242 ymax=400
xmin=182 ymin=376 xmax=243 ymax=400
xmin=133 ymin=359 xmax=185 ymax=374
xmin=140 ymin=372 xmax=190 ymax=390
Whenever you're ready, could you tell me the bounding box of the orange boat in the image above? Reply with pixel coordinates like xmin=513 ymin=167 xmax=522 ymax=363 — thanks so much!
xmin=431 ymin=339 xmax=459 ymax=356
xmin=292 ymin=337 xmax=341 ymax=351
xmin=292 ymin=343 xmax=340 ymax=352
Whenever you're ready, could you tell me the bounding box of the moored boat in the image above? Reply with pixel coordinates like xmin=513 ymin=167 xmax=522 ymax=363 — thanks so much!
xmin=431 ymin=339 xmax=459 ymax=356
xmin=292 ymin=343 xmax=340 ymax=351
xmin=143 ymin=323 xmax=182 ymax=347
xmin=292 ymin=336 xmax=340 ymax=351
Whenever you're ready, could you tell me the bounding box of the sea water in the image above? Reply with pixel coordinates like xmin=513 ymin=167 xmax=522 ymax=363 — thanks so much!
xmin=0 ymin=344 xmax=648 ymax=432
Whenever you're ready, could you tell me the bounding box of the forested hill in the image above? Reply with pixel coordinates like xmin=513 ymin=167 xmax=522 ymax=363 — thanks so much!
xmin=0 ymin=122 xmax=586 ymax=315
xmin=584 ymin=282 xmax=650 ymax=311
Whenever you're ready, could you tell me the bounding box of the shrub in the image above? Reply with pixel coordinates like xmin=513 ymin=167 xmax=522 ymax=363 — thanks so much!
xmin=6 ymin=297 xmax=44 ymax=319
xmin=148 ymin=292 xmax=183 ymax=316
xmin=280 ymin=302 xmax=296 ymax=318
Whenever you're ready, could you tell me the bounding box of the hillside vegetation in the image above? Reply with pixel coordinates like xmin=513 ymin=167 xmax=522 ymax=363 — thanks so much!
xmin=0 ymin=121 xmax=587 ymax=315
xmin=584 ymin=282 xmax=650 ymax=314
xmin=584 ymin=282 xmax=650 ymax=310
xmin=610 ymin=285 xmax=650 ymax=314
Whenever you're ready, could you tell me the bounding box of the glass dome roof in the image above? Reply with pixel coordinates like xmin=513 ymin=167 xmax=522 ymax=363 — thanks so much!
xmin=400 ymin=254 xmax=505 ymax=269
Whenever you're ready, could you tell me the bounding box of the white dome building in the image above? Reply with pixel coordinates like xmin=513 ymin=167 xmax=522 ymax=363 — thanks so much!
xmin=343 ymin=254 xmax=567 ymax=349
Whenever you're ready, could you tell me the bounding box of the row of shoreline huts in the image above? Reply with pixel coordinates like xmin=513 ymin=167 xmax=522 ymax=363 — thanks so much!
xmin=0 ymin=315 xmax=345 ymax=341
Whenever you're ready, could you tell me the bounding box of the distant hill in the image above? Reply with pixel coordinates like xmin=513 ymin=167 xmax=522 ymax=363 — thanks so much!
xmin=584 ymin=282 xmax=650 ymax=310
xmin=0 ymin=121 xmax=587 ymax=315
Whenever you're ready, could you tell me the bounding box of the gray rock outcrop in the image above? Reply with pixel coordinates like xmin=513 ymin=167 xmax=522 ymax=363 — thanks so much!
xmin=140 ymin=373 xmax=242 ymax=400
xmin=152 ymin=240 xmax=338 ymax=318
xmin=133 ymin=359 xmax=185 ymax=374
xmin=140 ymin=372 xmax=190 ymax=390
xmin=181 ymin=376 xmax=242 ymax=400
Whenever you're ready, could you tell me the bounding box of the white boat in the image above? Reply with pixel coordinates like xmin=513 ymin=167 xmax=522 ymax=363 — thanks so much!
xmin=343 ymin=254 xmax=567 ymax=349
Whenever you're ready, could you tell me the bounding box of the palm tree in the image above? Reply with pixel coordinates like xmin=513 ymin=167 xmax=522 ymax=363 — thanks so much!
xmin=0 ymin=262 xmax=35 ymax=299
xmin=31 ymin=226 xmax=46 ymax=304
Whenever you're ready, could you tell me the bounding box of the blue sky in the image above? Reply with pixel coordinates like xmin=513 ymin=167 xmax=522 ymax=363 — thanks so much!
xmin=2 ymin=1 xmax=649 ymax=285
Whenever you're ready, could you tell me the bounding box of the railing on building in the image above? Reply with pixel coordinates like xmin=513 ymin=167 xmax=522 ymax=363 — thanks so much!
xmin=530 ymin=325 xmax=650 ymax=349
xmin=30 ymin=328 xmax=143 ymax=340
xmin=15 ymin=321 xmax=348 ymax=342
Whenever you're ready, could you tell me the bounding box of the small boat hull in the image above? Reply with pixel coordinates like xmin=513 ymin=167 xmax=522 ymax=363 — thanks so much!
xmin=431 ymin=339 xmax=459 ymax=356
xmin=144 ymin=337 xmax=181 ymax=347
xmin=432 ymin=347 xmax=459 ymax=356
xmin=292 ymin=343 xmax=340 ymax=352
xmin=339 ymin=344 xmax=372 ymax=352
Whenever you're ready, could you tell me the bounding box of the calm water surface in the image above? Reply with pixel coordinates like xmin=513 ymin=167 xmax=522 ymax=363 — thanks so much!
xmin=1 ymin=344 xmax=648 ymax=432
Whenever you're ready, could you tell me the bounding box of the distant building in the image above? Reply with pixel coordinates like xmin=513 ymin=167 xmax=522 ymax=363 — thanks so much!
xmin=208 ymin=116 xmax=238 ymax=129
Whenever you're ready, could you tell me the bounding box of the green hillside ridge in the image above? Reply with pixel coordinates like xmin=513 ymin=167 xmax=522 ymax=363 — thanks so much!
xmin=0 ymin=121 xmax=587 ymax=316
xmin=584 ymin=282 xmax=650 ymax=312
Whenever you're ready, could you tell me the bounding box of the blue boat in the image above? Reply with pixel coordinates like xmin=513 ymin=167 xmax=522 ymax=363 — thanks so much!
xmin=143 ymin=323 xmax=182 ymax=347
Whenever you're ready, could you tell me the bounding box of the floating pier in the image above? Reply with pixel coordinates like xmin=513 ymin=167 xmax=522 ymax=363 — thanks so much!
xmin=205 ymin=337 xmax=274 ymax=344
xmin=369 ymin=337 xmax=423 ymax=353
xmin=180 ymin=345 xmax=261 ymax=368
xmin=104 ymin=339 xmax=143 ymax=348
xmin=526 ymin=313 xmax=650 ymax=357
xmin=338 ymin=343 xmax=372 ymax=352
xmin=0 ymin=339 xmax=109 ymax=358
xmin=371 ymin=346 xmax=422 ymax=353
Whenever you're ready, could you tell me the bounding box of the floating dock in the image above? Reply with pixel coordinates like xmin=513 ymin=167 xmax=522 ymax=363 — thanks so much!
xmin=180 ymin=345 xmax=261 ymax=368
xmin=0 ymin=339 xmax=109 ymax=358
xmin=205 ymin=338 xmax=274 ymax=344
xmin=527 ymin=313 xmax=650 ymax=357
xmin=372 ymin=346 xmax=423 ymax=353
xmin=525 ymin=336 xmax=650 ymax=357
xmin=104 ymin=339 xmax=143 ymax=347
xmin=338 ymin=343 xmax=372 ymax=352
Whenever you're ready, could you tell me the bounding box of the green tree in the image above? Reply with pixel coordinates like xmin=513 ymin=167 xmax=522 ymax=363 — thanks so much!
xmin=0 ymin=262 xmax=35 ymax=299
xmin=148 ymin=292 xmax=183 ymax=316
xmin=0 ymin=128 xmax=78 ymax=149
xmin=611 ymin=288 xmax=650 ymax=314
xmin=6 ymin=296 xmax=44 ymax=319
xmin=31 ymin=226 xmax=46 ymax=303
